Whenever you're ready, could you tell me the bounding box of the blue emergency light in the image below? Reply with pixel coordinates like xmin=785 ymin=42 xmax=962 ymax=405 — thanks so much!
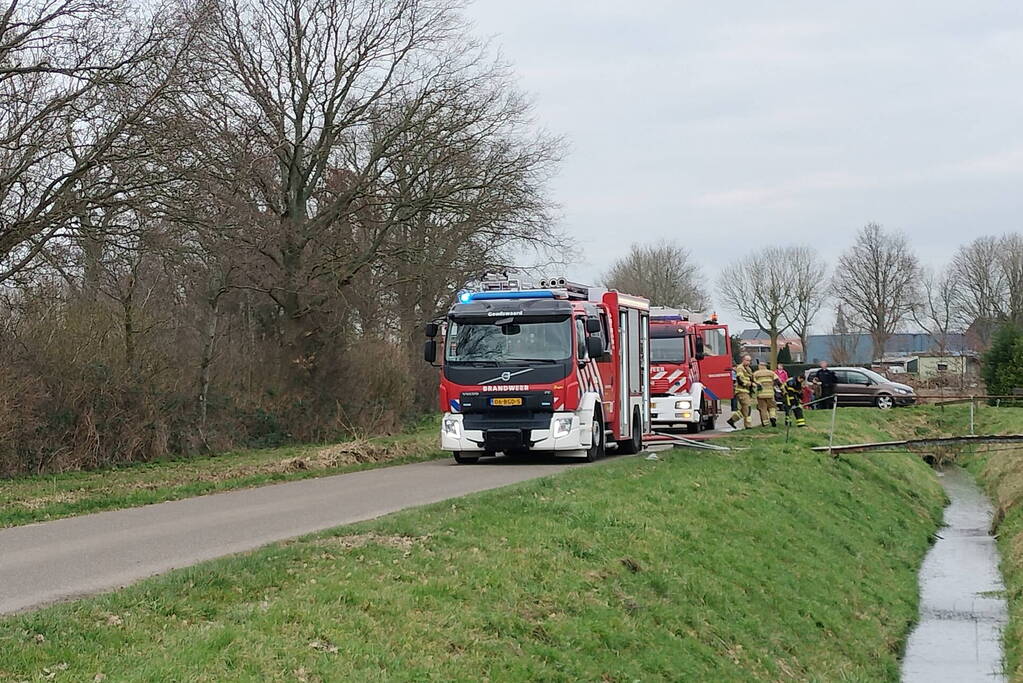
xmin=463 ymin=290 xmax=556 ymax=301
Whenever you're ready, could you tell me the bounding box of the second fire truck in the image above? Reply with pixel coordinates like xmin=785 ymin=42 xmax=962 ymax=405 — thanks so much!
xmin=648 ymin=307 xmax=733 ymax=433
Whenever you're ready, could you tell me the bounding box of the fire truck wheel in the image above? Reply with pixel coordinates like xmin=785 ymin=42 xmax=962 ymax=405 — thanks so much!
xmin=584 ymin=409 xmax=605 ymax=462
xmin=616 ymin=410 xmax=642 ymax=454
xmin=452 ymin=452 xmax=479 ymax=465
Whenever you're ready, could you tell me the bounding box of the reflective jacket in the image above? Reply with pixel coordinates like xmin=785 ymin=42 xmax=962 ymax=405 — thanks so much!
xmin=783 ymin=377 xmax=805 ymax=405
xmin=752 ymin=367 xmax=777 ymax=399
xmin=734 ymin=363 xmax=756 ymax=396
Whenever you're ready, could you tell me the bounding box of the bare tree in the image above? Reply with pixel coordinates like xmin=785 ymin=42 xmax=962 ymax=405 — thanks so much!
xmin=0 ymin=0 xmax=187 ymax=283
xmin=719 ymin=246 xmax=795 ymax=368
xmin=179 ymin=0 xmax=520 ymax=368
xmin=912 ymin=265 xmax=960 ymax=355
xmin=828 ymin=304 xmax=858 ymax=364
xmin=357 ymin=70 xmax=564 ymax=406
xmin=781 ymin=245 xmax=827 ymax=360
xmin=999 ymin=233 xmax=1023 ymax=326
xmin=0 ymin=0 xmax=568 ymax=473
xmin=832 ymin=223 xmax=920 ymax=362
xmin=951 ymin=236 xmax=1007 ymax=345
xmin=949 ymin=232 xmax=1023 ymax=347
xmin=603 ymin=240 xmax=708 ymax=310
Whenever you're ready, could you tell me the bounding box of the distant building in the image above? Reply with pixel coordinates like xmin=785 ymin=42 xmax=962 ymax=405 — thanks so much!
xmin=737 ymin=329 xmax=804 ymax=363
xmin=915 ymin=352 xmax=980 ymax=381
xmin=805 ymin=333 xmax=973 ymax=365
xmin=876 ymin=352 xmax=980 ymax=382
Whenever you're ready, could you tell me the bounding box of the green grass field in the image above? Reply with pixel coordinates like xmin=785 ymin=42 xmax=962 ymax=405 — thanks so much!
xmin=0 ymin=408 xmax=948 ymax=681
xmin=0 ymin=420 xmax=443 ymax=528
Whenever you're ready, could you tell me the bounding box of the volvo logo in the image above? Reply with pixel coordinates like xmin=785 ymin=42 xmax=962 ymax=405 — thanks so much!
xmin=481 ymin=367 xmax=534 ymax=385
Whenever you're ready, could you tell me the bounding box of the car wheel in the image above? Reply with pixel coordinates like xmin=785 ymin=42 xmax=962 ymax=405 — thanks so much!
xmin=584 ymin=408 xmax=606 ymax=462
xmin=616 ymin=410 xmax=643 ymax=454
xmin=875 ymin=394 xmax=894 ymax=410
xmin=453 ymin=451 xmax=479 ymax=464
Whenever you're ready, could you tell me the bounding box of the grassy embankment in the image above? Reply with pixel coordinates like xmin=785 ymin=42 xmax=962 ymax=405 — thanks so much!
xmin=957 ymin=404 xmax=1023 ymax=680
xmin=0 ymin=408 xmax=946 ymax=681
xmin=0 ymin=419 xmax=443 ymax=528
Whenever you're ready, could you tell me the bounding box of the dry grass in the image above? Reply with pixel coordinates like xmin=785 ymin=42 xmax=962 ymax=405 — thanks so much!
xmin=0 ymin=422 xmax=442 ymax=527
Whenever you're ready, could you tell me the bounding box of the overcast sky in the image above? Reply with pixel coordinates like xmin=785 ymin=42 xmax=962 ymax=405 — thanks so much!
xmin=464 ymin=1 xmax=1023 ymax=324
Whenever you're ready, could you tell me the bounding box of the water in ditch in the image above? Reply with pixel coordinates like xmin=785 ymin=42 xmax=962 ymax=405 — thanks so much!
xmin=901 ymin=466 xmax=1008 ymax=682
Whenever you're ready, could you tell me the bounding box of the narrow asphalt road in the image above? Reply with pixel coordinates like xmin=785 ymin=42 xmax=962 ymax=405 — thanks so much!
xmin=0 ymin=411 xmax=734 ymax=617
xmin=0 ymin=456 xmax=596 ymax=615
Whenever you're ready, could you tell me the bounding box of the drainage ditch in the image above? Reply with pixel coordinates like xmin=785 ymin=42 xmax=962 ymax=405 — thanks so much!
xmin=901 ymin=466 xmax=1008 ymax=682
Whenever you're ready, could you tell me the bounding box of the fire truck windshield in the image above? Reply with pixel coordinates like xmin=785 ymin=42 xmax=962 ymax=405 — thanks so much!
xmin=445 ymin=319 xmax=571 ymax=364
xmin=650 ymin=337 xmax=685 ymax=363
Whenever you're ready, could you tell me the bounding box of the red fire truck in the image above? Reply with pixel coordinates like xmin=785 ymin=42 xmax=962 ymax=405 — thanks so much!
xmin=648 ymin=307 xmax=733 ymax=433
xmin=424 ymin=274 xmax=651 ymax=464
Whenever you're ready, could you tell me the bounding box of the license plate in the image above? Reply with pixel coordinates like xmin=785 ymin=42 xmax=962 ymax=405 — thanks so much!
xmin=491 ymin=397 xmax=523 ymax=407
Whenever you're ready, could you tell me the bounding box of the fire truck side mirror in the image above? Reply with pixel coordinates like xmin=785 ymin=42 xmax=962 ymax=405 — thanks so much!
xmin=585 ymin=318 xmax=601 ymax=334
xmin=424 ymin=339 xmax=437 ymax=363
xmin=424 ymin=322 xmax=439 ymax=338
xmin=695 ymin=336 xmax=706 ymax=360
xmin=585 ymin=336 xmax=604 ymax=360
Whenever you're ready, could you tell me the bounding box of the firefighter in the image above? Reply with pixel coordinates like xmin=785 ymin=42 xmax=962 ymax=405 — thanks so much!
xmin=752 ymin=362 xmax=779 ymax=427
xmin=729 ymin=366 xmax=738 ymax=412
xmin=782 ymin=374 xmax=807 ymax=427
xmin=726 ymin=355 xmax=756 ymax=429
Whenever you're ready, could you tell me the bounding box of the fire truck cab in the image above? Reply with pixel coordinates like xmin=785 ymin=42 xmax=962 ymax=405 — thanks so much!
xmin=648 ymin=307 xmax=733 ymax=433
xmin=425 ymin=275 xmax=650 ymax=464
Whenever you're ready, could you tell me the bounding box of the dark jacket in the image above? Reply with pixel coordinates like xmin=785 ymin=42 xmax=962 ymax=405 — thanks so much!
xmin=816 ymin=368 xmax=838 ymax=387
xmin=783 ymin=376 xmax=804 ymax=402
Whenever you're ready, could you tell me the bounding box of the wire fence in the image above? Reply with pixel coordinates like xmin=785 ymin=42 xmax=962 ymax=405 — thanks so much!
xmin=820 ymin=399 xmax=1023 ymax=458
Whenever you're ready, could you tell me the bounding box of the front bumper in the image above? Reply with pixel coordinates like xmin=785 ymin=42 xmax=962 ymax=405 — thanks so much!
xmin=650 ymin=396 xmax=699 ymax=425
xmin=440 ymin=412 xmax=591 ymax=453
xmin=895 ymin=395 xmax=917 ymax=406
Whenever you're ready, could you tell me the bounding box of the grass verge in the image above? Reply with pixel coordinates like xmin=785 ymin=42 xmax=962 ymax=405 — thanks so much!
xmin=0 ymin=419 xmax=443 ymax=528
xmin=957 ymin=405 xmax=1023 ymax=679
xmin=0 ymin=408 xmax=944 ymax=681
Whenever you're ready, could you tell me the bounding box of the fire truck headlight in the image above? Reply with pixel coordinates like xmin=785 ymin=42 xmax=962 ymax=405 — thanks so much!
xmin=552 ymin=417 xmax=574 ymax=438
xmin=674 ymin=400 xmax=692 ymax=410
xmin=442 ymin=417 xmax=461 ymax=439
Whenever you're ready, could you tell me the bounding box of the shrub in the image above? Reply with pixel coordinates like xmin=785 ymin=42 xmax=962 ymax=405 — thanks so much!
xmin=982 ymin=325 xmax=1023 ymax=405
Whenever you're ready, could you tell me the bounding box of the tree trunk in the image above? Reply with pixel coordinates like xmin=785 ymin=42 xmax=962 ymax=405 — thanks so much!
xmin=122 ymin=281 xmax=136 ymax=373
xmin=871 ymin=333 xmax=886 ymax=364
xmin=197 ymin=295 xmax=221 ymax=446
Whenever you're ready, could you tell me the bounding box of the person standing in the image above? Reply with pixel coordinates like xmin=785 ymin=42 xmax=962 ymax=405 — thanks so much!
xmin=802 ymin=377 xmax=815 ymax=410
xmin=726 ymin=355 xmax=756 ymax=429
xmin=782 ymin=374 xmax=807 ymax=427
xmin=753 ymin=362 xmax=779 ymax=427
xmin=729 ymin=366 xmax=738 ymax=412
xmin=814 ymin=361 xmax=838 ymax=409
xmin=775 ymin=363 xmax=789 ymax=383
